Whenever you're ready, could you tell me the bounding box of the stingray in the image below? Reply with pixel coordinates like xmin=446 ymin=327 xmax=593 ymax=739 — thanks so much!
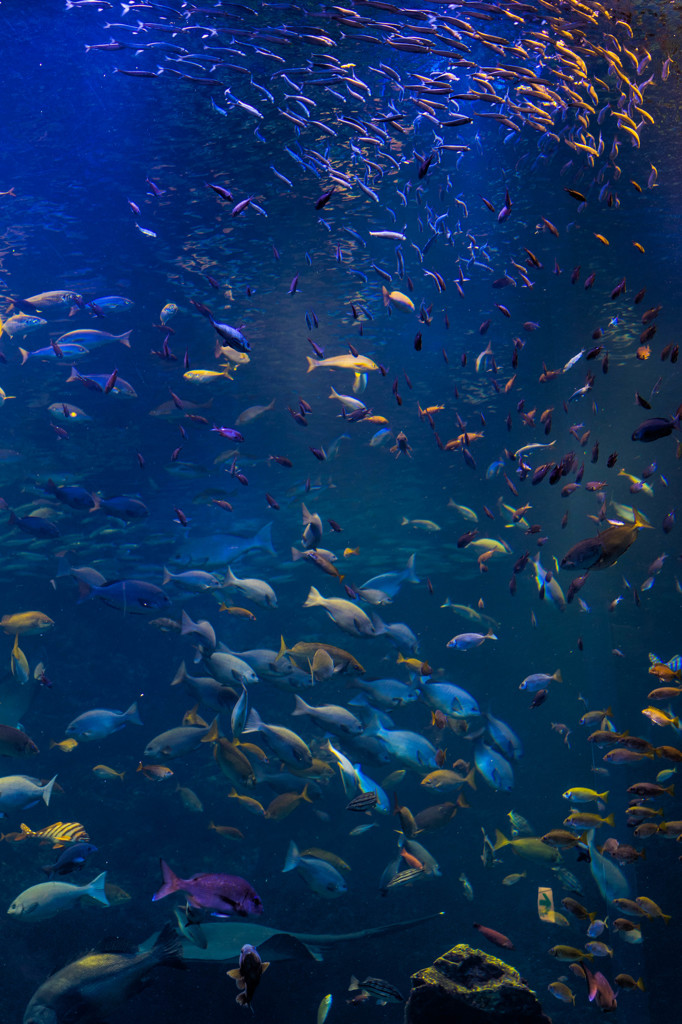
xmin=141 ymin=911 xmax=444 ymax=964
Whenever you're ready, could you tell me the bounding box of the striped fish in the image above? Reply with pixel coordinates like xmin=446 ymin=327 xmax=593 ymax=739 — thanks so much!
xmin=348 ymin=976 xmax=405 ymax=1005
xmin=20 ymin=821 xmax=90 ymax=847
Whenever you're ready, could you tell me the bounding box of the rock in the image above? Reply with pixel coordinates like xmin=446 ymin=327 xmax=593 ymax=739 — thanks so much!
xmin=405 ymin=944 xmax=552 ymax=1024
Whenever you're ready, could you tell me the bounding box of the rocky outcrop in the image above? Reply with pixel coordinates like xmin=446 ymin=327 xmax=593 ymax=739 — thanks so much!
xmin=405 ymin=944 xmax=552 ymax=1024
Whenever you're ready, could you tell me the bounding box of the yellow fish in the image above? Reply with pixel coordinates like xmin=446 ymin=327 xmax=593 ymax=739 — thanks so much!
xmin=382 ymin=285 xmax=414 ymax=312
xmin=50 ymin=739 xmax=79 ymax=753
xmin=1 ymin=611 xmax=54 ymax=635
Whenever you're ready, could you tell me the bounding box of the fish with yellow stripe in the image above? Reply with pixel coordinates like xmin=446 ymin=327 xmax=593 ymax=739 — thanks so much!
xmin=20 ymin=821 xmax=90 ymax=848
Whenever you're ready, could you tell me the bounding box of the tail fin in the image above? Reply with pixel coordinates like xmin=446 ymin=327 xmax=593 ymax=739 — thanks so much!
xmin=276 ymin=635 xmax=288 ymax=663
xmin=42 ymin=775 xmax=57 ymax=807
xmin=18 ymin=347 xmax=29 ymax=365
xmin=282 ymin=840 xmax=300 ymax=872
xmin=117 ymin=330 xmax=132 ymax=348
xmin=305 ymin=356 xmax=317 ymax=373
xmin=201 ymin=719 xmax=220 ymax=744
xmin=292 ymin=694 xmax=312 ymax=717
xmin=633 ymin=509 xmax=653 ymax=529
xmin=162 ymin=568 xmax=172 ymax=585
xmin=152 ymin=921 xmax=184 ymax=968
xmin=493 ymin=829 xmax=509 ymax=851
xmin=86 ymin=871 xmax=109 ymax=906
xmin=243 ymin=708 xmax=263 ymax=734
xmin=405 ymin=553 xmax=420 ymax=584
xmin=170 ymin=662 xmax=187 ymax=687
xmin=465 ymin=766 xmax=477 ymax=790
xmin=254 ymin=521 xmax=276 ymax=557
xmin=76 ymin=577 xmax=95 ymax=603
xmin=152 ymin=859 xmax=181 ymax=901
xmin=124 ymin=702 xmax=143 ymax=726
xmin=303 ymin=586 xmax=322 ymax=608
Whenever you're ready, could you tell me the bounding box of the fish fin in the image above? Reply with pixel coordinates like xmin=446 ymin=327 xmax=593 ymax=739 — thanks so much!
xmin=227 ymin=968 xmax=242 ymax=980
xmin=261 ymin=961 xmax=270 ymax=972
xmin=553 ymin=669 xmax=563 ymax=684
xmin=493 ymin=829 xmax=509 ymax=851
xmin=153 ymin=859 xmax=180 ymax=901
xmin=162 ymin=567 xmax=172 ymax=585
xmin=153 ymin=921 xmax=184 ymax=969
xmin=305 ymin=356 xmax=317 ymax=372
xmin=42 ymin=775 xmax=58 ymax=807
xmin=303 ymin=586 xmax=322 ymax=608
xmin=254 ymin=521 xmax=276 ymax=556
xmin=243 ymin=708 xmax=263 ymax=734
xmin=301 ymin=784 xmax=312 ymax=804
xmin=349 ymin=976 xmax=360 ymax=991
xmin=633 ymin=509 xmax=653 ymax=528
xmin=180 ymin=610 xmax=197 ymax=636
xmin=118 ymin=330 xmax=132 ymax=347
xmin=201 ymin=719 xmax=220 ymax=744
xmin=282 ymin=840 xmax=300 ymax=872
xmin=124 ymin=702 xmax=143 ymax=726
xmin=292 ymin=694 xmax=310 ymax=716
xmin=276 ymin=635 xmax=288 ymax=662
xmin=465 ymin=767 xmax=477 ymax=790
xmin=405 ymin=553 xmax=420 ymax=583
xmin=86 ymin=871 xmax=109 ymax=906
xmin=170 ymin=661 xmax=186 ymax=687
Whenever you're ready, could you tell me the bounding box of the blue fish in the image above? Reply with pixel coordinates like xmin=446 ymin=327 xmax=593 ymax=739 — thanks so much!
xmin=360 ymin=554 xmax=419 ymax=599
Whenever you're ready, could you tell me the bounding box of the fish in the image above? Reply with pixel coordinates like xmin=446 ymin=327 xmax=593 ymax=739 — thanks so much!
xmin=282 ymin=841 xmax=347 ymax=898
xmin=8 ymin=871 xmax=108 ymax=920
xmin=348 ymin=976 xmax=404 ymax=1005
xmin=23 ymin=922 xmax=183 ymax=1024
xmin=152 ymin=859 xmax=263 ymax=917
xmin=226 ymin=944 xmax=270 ymax=1009
xmin=66 ymin=703 xmax=142 ymax=742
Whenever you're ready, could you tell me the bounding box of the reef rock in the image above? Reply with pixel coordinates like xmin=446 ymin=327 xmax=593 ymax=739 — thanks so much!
xmin=405 ymin=944 xmax=551 ymax=1024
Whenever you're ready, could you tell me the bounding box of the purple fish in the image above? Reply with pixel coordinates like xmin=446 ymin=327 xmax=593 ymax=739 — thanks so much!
xmin=152 ymin=859 xmax=263 ymax=918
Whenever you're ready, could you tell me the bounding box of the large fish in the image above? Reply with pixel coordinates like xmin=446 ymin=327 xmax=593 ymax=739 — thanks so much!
xmin=24 ymin=923 xmax=182 ymax=1024
xmin=171 ymin=523 xmax=276 ymax=567
xmin=140 ymin=912 xmax=444 ymax=964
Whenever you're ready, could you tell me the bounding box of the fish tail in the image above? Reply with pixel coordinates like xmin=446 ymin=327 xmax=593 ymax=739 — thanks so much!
xmin=292 ymin=694 xmax=310 ymax=716
xmin=633 ymin=509 xmax=653 ymax=528
xmin=76 ymin=577 xmax=95 ymax=603
xmin=382 ymin=286 xmax=390 ymax=306
xmin=162 ymin=567 xmax=172 ymax=585
xmin=303 ymin=586 xmax=322 ymax=607
xmin=405 ymin=553 xmax=420 ymax=583
xmin=305 ymin=356 xmax=317 ymax=372
xmin=493 ymin=829 xmax=509 ymax=851
xmin=86 ymin=871 xmax=109 ymax=906
xmin=282 ymin=839 xmax=300 ymax=872
xmin=553 ymin=669 xmax=563 ymax=683
xmin=42 ymin=775 xmax=58 ymax=807
xmin=276 ymin=635 xmax=288 ymax=663
xmin=254 ymin=521 xmax=276 ymax=556
xmin=153 ymin=859 xmax=180 ymax=901
xmin=201 ymin=719 xmax=220 ymax=744
xmin=170 ymin=661 xmax=187 ymax=687
xmin=301 ymin=783 xmax=312 ymax=803
xmin=118 ymin=330 xmax=133 ymax=347
xmin=152 ymin=921 xmax=184 ymax=968
xmin=243 ymin=708 xmax=263 ymax=734
xmin=465 ymin=766 xmax=477 ymax=790
xmin=18 ymin=347 xmax=29 ymax=365
xmin=124 ymin=702 xmax=143 ymax=726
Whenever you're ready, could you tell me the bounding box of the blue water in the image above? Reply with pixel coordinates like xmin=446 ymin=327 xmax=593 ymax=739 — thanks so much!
xmin=0 ymin=1 xmax=680 ymax=1021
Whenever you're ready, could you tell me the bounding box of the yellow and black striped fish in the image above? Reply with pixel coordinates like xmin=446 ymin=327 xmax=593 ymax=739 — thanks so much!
xmin=20 ymin=821 xmax=90 ymax=847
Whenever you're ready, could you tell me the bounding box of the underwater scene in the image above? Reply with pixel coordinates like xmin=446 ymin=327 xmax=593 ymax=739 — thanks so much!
xmin=0 ymin=0 xmax=681 ymax=1020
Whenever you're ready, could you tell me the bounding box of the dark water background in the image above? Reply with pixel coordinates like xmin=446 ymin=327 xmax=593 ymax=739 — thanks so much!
xmin=0 ymin=0 xmax=680 ymax=1020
